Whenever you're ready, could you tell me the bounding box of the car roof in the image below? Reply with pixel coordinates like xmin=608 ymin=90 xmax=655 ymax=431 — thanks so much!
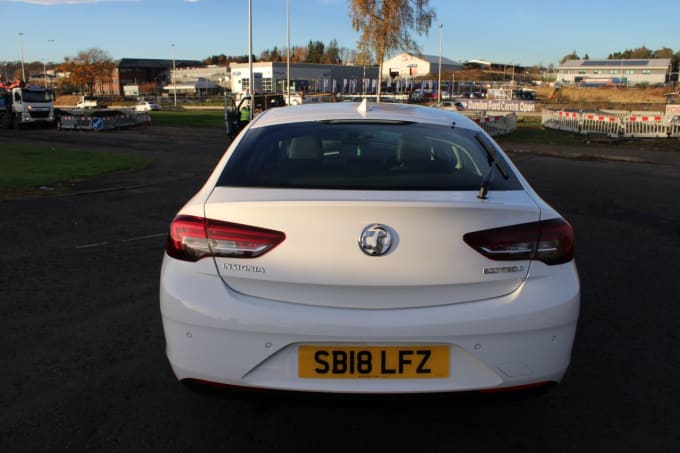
xmin=250 ymin=101 xmax=480 ymax=130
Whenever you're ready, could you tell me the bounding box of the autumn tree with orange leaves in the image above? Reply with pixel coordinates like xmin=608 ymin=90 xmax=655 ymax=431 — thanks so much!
xmin=57 ymin=48 xmax=116 ymax=95
xmin=349 ymin=0 xmax=435 ymax=101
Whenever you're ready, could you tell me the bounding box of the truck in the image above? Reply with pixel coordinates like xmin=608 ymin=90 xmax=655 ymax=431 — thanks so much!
xmin=0 ymin=87 xmax=10 ymax=127
xmin=76 ymin=95 xmax=108 ymax=109
xmin=0 ymin=80 xmax=55 ymax=128
xmin=224 ymin=93 xmax=286 ymax=138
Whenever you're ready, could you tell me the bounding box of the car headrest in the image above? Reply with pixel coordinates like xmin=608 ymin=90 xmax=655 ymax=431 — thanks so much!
xmin=288 ymin=136 xmax=321 ymax=160
xmin=398 ymin=138 xmax=432 ymax=162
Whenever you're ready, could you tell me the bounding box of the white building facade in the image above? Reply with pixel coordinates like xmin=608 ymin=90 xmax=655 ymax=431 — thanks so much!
xmin=229 ymin=62 xmax=379 ymax=96
xmin=556 ymin=59 xmax=671 ymax=86
xmin=383 ymin=53 xmax=464 ymax=78
xmin=171 ymin=65 xmax=229 ymax=89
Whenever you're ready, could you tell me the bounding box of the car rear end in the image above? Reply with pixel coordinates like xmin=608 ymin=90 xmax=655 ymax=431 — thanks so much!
xmin=160 ymin=102 xmax=579 ymax=393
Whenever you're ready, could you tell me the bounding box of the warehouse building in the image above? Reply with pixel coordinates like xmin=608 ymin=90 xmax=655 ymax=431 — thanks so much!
xmin=383 ymin=53 xmax=464 ymax=78
xmin=229 ymin=62 xmax=379 ymax=95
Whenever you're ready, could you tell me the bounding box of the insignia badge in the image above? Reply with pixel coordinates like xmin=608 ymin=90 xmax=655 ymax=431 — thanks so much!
xmin=359 ymin=224 xmax=393 ymax=256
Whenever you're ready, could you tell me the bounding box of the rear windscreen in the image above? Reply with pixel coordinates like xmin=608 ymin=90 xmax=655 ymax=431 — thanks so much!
xmin=217 ymin=121 xmax=522 ymax=191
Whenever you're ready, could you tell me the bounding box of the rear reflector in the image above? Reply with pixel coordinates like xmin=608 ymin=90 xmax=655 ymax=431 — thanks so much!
xmin=166 ymin=215 xmax=285 ymax=262
xmin=463 ymin=218 xmax=574 ymax=265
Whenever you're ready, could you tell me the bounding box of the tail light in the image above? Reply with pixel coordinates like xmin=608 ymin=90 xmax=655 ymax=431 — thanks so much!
xmin=463 ymin=218 xmax=574 ymax=265
xmin=166 ymin=215 xmax=285 ymax=262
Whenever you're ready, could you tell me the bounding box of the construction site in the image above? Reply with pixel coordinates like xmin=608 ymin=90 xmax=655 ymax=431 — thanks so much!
xmin=536 ymin=85 xmax=675 ymax=112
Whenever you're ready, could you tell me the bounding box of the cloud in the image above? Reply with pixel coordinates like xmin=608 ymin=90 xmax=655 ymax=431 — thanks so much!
xmin=4 ymin=0 xmax=138 ymax=4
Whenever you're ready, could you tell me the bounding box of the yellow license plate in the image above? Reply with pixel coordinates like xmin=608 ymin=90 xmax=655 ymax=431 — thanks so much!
xmin=298 ymin=345 xmax=449 ymax=379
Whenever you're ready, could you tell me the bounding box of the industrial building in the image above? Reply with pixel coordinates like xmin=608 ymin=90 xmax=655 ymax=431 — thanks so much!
xmin=229 ymin=61 xmax=379 ymax=95
xmin=383 ymin=53 xmax=464 ymax=78
xmin=116 ymin=58 xmax=204 ymax=94
xmin=168 ymin=65 xmax=229 ymax=93
xmin=556 ymin=59 xmax=672 ymax=86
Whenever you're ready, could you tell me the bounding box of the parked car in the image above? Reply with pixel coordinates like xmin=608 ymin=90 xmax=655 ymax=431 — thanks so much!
xmin=433 ymin=100 xmax=465 ymax=111
xmin=134 ymin=100 xmax=161 ymax=111
xmin=160 ymin=100 xmax=579 ymax=394
xmin=283 ymin=90 xmax=304 ymax=105
xmin=76 ymin=95 xmax=107 ymax=109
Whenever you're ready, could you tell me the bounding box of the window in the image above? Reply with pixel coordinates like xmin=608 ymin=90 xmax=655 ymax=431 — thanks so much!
xmin=261 ymin=77 xmax=273 ymax=93
xmin=21 ymin=90 xmax=52 ymax=102
xmin=218 ymin=122 xmax=521 ymax=191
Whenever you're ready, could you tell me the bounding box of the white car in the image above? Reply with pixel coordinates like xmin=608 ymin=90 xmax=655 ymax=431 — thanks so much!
xmin=434 ymin=100 xmax=465 ymax=111
xmin=134 ymin=100 xmax=161 ymax=111
xmin=160 ymin=101 xmax=579 ymax=394
xmin=284 ymin=91 xmax=303 ymax=105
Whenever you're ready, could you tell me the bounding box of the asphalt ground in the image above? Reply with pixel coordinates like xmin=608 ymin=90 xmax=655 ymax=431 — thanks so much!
xmin=1 ymin=126 xmax=679 ymax=452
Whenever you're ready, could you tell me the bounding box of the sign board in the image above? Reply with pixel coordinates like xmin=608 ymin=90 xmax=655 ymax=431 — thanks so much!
xmin=123 ymin=85 xmax=139 ymax=97
xmin=92 ymin=118 xmax=104 ymax=130
xmin=459 ymin=99 xmax=537 ymax=113
xmin=666 ymin=104 xmax=680 ymax=115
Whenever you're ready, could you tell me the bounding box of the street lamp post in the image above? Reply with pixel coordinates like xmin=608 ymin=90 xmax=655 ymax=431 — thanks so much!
xmin=18 ymin=32 xmax=25 ymax=81
xmin=286 ymin=0 xmax=290 ymax=105
xmin=171 ymin=44 xmax=177 ymax=107
xmin=47 ymin=39 xmax=55 ymax=89
xmin=438 ymin=24 xmax=443 ymax=102
xmin=248 ymin=0 xmax=253 ymax=120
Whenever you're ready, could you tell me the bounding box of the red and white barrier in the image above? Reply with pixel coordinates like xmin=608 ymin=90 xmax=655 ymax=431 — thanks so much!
xmin=464 ymin=112 xmax=517 ymax=137
xmin=542 ymin=109 xmax=680 ymax=138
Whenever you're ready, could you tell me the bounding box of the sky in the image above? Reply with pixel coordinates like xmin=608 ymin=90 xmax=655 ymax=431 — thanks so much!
xmin=0 ymin=0 xmax=678 ymax=68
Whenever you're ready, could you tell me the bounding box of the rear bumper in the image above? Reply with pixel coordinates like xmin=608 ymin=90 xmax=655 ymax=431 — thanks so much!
xmin=160 ymin=256 xmax=579 ymax=393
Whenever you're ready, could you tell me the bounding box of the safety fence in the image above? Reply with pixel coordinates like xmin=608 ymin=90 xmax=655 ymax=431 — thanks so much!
xmin=542 ymin=109 xmax=680 ymax=138
xmin=57 ymin=110 xmax=150 ymax=131
xmin=463 ymin=112 xmax=517 ymax=137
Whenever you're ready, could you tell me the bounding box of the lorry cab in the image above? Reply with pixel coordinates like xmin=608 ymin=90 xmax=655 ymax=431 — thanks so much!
xmin=0 ymin=82 xmax=55 ymax=128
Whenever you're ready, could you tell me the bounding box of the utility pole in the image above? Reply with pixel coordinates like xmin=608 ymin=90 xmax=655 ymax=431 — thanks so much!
xmin=47 ymin=39 xmax=55 ymax=89
xmin=287 ymin=0 xmax=290 ymax=104
xmin=438 ymin=24 xmax=443 ymax=102
xmin=171 ymin=44 xmax=177 ymax=107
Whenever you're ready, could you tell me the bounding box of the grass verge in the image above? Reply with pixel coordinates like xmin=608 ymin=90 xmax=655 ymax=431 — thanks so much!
xmin=0 ymin=144 xmax=150 ymax=198
xmin=497 ymin=120 xmax=588 ymax=147
xmin=150 ymin=110 xmax=224 ymax=128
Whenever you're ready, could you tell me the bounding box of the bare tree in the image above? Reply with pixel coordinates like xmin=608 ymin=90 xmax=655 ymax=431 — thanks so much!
xmin=348 ymin=0 xmax=435 ymax=101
